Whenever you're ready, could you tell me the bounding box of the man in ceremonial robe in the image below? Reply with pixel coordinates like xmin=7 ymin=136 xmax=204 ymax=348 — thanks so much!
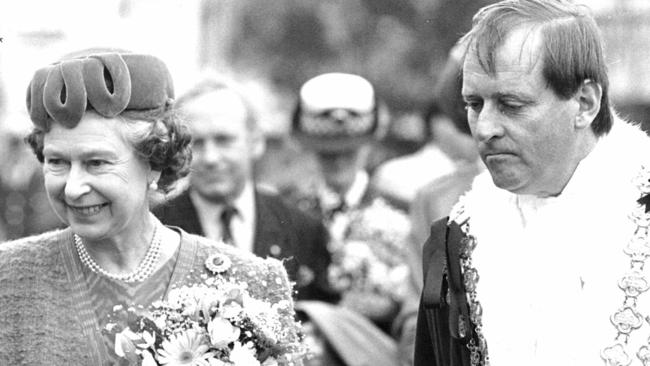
xmin=414 ymin=1 xmax=650 ymax=365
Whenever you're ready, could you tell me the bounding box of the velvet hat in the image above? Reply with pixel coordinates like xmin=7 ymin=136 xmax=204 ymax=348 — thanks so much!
xmin=26 ymin=49 xmax=174 ymax=130
xmin=292 ymin=73 xmax=379 ymax=152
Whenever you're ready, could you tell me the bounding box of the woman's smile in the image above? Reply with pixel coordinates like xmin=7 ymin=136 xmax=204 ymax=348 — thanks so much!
xmin=66 ymin=203 xmax=110 ymax=216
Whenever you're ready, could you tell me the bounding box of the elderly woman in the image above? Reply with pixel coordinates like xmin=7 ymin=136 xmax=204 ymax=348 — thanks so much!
xmin=0 ymin=50 xmax=303 ymax=365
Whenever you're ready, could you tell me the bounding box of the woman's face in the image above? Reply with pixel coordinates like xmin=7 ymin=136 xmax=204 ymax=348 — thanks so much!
xmin=41 ymin=113 xmax=154 ymax=241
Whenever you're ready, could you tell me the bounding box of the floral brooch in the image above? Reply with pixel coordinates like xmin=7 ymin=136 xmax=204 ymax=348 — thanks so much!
xmin=205 ymin=253 xmax=232 ymax=274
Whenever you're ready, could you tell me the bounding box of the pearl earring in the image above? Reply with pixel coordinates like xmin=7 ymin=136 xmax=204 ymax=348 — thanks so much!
xmin=149 ymin=180 xmax=158 ymax=191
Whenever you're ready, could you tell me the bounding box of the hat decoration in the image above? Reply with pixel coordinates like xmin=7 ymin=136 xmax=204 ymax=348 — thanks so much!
xmin=293 ymin=73 xmax=378 ymax=151
xmin=26 ymin=51 xmax=174 ymax=130
xmin=300 ymin=108 xmax=375 ymax=137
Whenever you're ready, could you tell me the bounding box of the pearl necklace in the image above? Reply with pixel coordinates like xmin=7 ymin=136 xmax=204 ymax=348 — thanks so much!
xmin=73 ymin=224 xmax=162 ymax=283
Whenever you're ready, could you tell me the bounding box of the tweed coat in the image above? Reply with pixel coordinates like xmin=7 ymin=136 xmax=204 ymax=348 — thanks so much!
xmin=0 ymin=228 xmax=300 ymax=365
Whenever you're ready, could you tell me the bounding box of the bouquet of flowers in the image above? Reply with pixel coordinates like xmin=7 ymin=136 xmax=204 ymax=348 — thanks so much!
xmin=326 ymin=198 xmax=411 ymax=321
xmin=104 ymin=254 xmax=306 ymax=366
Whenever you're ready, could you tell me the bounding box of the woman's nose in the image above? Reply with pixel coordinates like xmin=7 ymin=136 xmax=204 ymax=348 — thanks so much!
xmin=64 ymin=164 xmax=92 ymax=200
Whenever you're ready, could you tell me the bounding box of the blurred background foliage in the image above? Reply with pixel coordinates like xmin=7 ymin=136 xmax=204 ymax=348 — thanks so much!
xmin=200 ymin=0 xmax=495 ymax=116
xmin=196 ymin=0 xmax=650 ymax=138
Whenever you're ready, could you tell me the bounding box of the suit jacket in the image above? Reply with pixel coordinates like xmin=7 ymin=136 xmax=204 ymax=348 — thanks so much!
xmin=154 ymin=189 xmax=339 ymax=303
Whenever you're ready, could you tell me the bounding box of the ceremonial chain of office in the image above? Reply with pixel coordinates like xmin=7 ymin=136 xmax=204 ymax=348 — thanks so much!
xmin=601 ymin=165 xmax=650 ymax=366
xmin=451 ymin=165 xmax=650 ymax=366
xmin=450 ymin=196 xmax=490 ymax=366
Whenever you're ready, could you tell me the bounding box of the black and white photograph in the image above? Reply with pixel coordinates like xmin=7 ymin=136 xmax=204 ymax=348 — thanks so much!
xmin=0 ymin=1 xmax=649 ymax=365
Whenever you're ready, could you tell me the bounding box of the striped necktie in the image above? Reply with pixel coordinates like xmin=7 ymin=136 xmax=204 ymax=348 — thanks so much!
xmin=220 ymin=205 xmax=237 ymax=245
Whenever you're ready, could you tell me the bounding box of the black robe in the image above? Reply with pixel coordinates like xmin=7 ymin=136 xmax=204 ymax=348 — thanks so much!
xmin=414 ymin=217 xmax=479 ymax=366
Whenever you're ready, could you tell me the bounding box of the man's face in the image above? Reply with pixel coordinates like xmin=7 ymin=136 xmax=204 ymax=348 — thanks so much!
xmin=314 ymin=147 xmax=366 ymax=194
xmin=462 ymin=27 xmax=582 ymax=197
xmin=184 ymin=90 xmax=260 ymax=203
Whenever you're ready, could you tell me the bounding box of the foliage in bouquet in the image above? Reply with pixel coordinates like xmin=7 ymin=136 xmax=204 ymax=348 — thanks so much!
xmin=327 ymin=198 xmax=411 ymax=319
xmin=103 ymin=253 xmax=306 ymax=366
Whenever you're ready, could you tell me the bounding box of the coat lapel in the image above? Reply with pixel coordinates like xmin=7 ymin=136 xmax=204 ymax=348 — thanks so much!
xmin=253 ymin=191 xmax=293 ymax=259
xmin=155 ymin=190 xmax=205 ymax=236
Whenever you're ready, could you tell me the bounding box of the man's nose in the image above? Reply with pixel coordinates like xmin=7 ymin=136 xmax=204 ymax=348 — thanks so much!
xmin=64 ymin=164 xmax=92 ymax=200
xmin=472 ymin=104 xmax=505 ymax=142
xmin=198 ymin=140 xmax=225 ymax=165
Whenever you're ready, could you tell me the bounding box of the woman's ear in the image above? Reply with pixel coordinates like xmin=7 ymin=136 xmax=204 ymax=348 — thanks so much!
xmin=149 ymin=170 xmax=162 ymax=188
xmin=574 ymin=79 xmax=602 ymax=130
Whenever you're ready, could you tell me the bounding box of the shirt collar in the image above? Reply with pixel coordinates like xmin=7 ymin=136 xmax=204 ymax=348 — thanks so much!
xmin=319 ymin=170 xmax=369 ymax=210
xmin=189 ymin=182 xmax=256 ymax=247
xmin=345 ymin=170 xmax=369 ymax=207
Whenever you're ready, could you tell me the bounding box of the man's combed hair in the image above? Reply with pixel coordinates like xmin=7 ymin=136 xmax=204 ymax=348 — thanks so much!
xmin=175 ymin=78 xmax=261 ymax=135
xmin=461 ymin=0 xmax=613 ymax=136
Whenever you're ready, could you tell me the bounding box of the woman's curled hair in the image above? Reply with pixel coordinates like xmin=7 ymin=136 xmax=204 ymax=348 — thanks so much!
xmin=25 ymin=106 xmax=193 ymax=194
xmin=127 ymin=109 xmax=193 ymax=193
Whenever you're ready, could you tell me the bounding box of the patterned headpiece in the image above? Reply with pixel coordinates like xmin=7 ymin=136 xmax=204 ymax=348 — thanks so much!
xmin=26 ymin=49 xmax=174 ymax=130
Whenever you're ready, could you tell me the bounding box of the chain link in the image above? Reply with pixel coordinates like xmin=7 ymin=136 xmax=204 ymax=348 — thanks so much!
xmin=601 ymin=166 xmax=650 ymax=366
xmin=451 ymin=197 xmax=490 ymax=366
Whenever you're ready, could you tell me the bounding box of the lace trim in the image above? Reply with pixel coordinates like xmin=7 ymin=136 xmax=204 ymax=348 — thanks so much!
xmin=449 ymin=165 xmax=650 ymax=366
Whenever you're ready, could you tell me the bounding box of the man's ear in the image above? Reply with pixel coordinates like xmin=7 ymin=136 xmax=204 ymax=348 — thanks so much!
xmin=574 ymin=79 xmax=602 ymax=130
xmin=251 ymin=130 xmax=266 ymax=160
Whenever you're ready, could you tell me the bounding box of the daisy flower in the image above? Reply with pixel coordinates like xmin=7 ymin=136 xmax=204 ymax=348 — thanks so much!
xmin=157 ymin=330 xmax=213 ymax=366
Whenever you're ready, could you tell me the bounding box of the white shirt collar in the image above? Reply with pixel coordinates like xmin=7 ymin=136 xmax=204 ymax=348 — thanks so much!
xmin=319 ymin=170 xmax=369 ymax=210
xmin=189 ymin=182 xmax=256 ymax=252
xmin=343 ymin=170 xmax=369 ymax=207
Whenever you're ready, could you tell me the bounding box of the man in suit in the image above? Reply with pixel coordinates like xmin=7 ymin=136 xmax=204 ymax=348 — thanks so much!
xmin=284 ymin=72 xmax=414 ymax=365
xmin=154 ymin=78 xmax=337 ymax=303
xmin=283 ymin=73 xmax=418 ymax=356
xmin=282 ymin=73 xmax=385 ymax=220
